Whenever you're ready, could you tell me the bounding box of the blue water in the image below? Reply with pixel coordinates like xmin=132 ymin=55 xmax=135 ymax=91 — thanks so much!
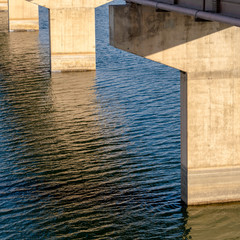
xmin=0 ymin=3 xmax=240 ymax=240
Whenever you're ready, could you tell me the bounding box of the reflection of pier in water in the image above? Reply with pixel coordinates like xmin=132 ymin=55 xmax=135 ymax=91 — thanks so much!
xmin=49 ymin=72 xmax=100 ymax=150
xmin=184 ymin=203 xmax=240 ymax=239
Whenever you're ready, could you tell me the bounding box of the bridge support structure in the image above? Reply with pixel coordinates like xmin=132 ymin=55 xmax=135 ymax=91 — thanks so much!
xmin=0 ymin=0 xmax=7 ymax=11
xmin=8 ymin=0 xmax=39 ymax=31
xmin=26 ymin=0 xmax=111 ymax=72
xmin=110 ymin=4 xmax=240 ymax=205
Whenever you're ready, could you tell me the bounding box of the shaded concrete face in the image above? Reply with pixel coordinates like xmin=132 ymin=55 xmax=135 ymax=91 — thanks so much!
xmin=110 ymin=4 xmax=240 ymax=205
xmin=8 ymin=0 xmax=39 ymax=31
xmin=158 ymin=0 xmax=240 ymax=18
xmin=109 ymin=4 xmax=239 ymax=73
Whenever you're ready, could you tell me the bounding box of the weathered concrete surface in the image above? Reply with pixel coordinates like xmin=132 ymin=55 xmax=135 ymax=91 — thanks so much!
xmin=8 ymin=0 xmax=39 ymax=31
xmin=0 ymin=0 xmax=7 ymax=11
xmin=181 ymin=70 xmax=240 ymax=205
xmin=26 ymin=0 xmax=111 ymax=71
xmin=50 ymin=8 xmax=96 ymax=72
xmin=110 ymin=4 xmax=240 ymax=205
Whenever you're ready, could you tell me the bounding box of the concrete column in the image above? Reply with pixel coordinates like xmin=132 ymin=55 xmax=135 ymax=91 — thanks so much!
xmin=8 ymin=0 xmax=39 ymax=31
xmin=0 ymin=0 xmax=7 ymax=11
xmin=110 ymin=4 xmax=240 ymax=205
xmin=49 ymin=8 xmax=95 ymax=72
xmin=26 ymin=0 xmax=111 ymax=71
xmin=181 ymin=70 xmax=240 ymax=205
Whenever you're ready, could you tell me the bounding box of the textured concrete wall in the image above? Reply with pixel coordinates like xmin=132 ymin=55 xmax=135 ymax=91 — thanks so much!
xmin=110 ymin=4 xmax=240 ymax=205
xmin=50 ymin=8 xmax=96 ymax=72
xmin=0 ymin=0 xmax=8 ymax=11
xmin=8 ymin=0 xmax=39 ymax=31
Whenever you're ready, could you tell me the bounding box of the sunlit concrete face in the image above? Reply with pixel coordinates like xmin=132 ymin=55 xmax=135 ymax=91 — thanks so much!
xmin=0 ymin=0 xmax=8 ymax=11
xmin=49 ymin=8 xmax=96 ymax=72
xmin=8 ymin=0 xmax=39 ymax=31
xmin=24 ymin=0 xmax=111 ymax=72
xmin=26 ymin=0 xmax=112 ymax=9
xmin=110 ymin=4 xmax=240 ymax=205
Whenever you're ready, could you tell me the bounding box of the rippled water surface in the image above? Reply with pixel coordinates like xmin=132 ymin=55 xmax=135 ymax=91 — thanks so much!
xmin=1 ymin=4 xmax=240 ymax=240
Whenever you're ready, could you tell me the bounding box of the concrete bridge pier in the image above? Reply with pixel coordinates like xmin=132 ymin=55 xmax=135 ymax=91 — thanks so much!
xmin=110 ymin=4 xmax=240 ymax=205
xmin=27 ymin=0 xmax=111 ymax=72
xmin=49 ymin=8 xmax=96 ymax=72
xmin=0 ymin=0 xmax=7 ymax=11
xmin=8 ymin=0 xmax=39 ymax=31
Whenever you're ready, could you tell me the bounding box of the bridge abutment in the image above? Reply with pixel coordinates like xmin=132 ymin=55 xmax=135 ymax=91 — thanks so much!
xmin=8 ymin=0 xmax=39 ymax=31
xmin=110 ymin=4 xmax=240 ymax=205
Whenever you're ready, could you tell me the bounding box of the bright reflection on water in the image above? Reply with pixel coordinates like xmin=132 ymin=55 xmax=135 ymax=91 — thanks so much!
xmin=0 ymin=4 xmax=240 ymax=240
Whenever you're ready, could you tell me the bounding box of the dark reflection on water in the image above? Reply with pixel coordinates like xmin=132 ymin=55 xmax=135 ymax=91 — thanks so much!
xmin=0 ymin=4 xmax=240 ymax=240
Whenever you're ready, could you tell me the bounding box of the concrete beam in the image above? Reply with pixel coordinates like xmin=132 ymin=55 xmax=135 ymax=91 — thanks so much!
xmin=8 ymin=0 xmax=39 ymax=31
xmin=27 ymin=0 xmax=111 ymax=8
xmin=110 ymin=4 xmax=240 ymax=205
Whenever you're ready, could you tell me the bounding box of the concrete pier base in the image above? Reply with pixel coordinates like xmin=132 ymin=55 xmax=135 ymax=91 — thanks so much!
xmin=8 ymin=0 xmax=39 ymax=31
xmin=0 ymin=0 xmax=7 ymax=11
xmin=110 ymin=4 xmax=240 ymax=205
